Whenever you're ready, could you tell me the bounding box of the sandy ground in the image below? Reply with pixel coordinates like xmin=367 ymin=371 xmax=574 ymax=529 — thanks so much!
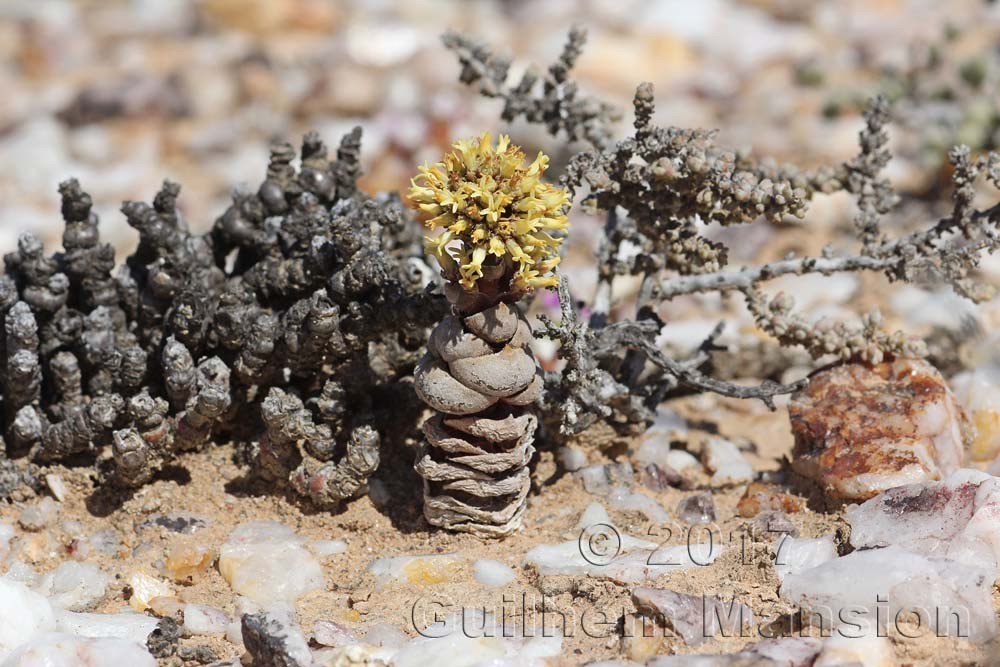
xmin=1 ymin=392 xmax=992 ymax=666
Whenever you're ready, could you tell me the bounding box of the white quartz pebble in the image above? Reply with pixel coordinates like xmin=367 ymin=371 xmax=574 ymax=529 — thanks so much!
xmin=607 ymin=485 xmax=670 ymax=523
xmin=225 ymin=596 xmax=259 ymax=646
xmin=814 ymin=633 xmax=896 ymax=667
xmin=519 ymin=631 xmax=563 ymax=660
xmin=366 ymin=554 xmax=464 ymax=588
xmin=780 ymin=545 xmax=996 ymax=642
xmin=576 ymin=502 xmax=611 ymax=530
xmin=3 ymin=562 xmax=37 ymax=587
xmin=634 ymin=408 xmax=689 ymax=469
xmin=632 ymin=587 xmax=753 ymax=646
xmin=702 ymin=438 xmax=753 ymax=484
xmin=773 ymin=535 xmax=838 ymax=582
xmin=0 ymin=633 xmax=155 ymax=667
xmin=847 ymin=469 xmax=1000 ymax=574
xmin=647 ymin=636 xmax=822 ymax=666
xmin=665 ymin=449 xmax=700 ymax=472
xmin=472 ymin=559 xmax=516 ymax=588
xmin=309 ymin=539 xmax=348 ymax=557
xmin=363 ymin=622 xmax=409 ymax=649
xmin=558 ymin=446 xmax=588 ymax=472
xmin=219 ymin=521 xmax=324 ymax=603
xmin=394 ymin=609 xmax=561 ymax=667
xmin=577 ymin=463 xmax=635 ymax=496
xmin=524 ymin=537 xmax=721 ymax=584
xmin=183 ymin=603 xmax=230 ymax=636
xmin=44 ymin=475 xmax=67 ymax=503
xmin=18 ymin=499 xmax=58 ymax=532
xmin=127 ymin=572 xmax=173 ymax=612
xmin=55 ymin=610 xmax=158 ymax=643
xmin=312 ymin=620 xmax=359 ymax=648
xmin=36 ymin=562 xmax=110 ymax=611
xmin=244 ymin=608 xmax=311 ymax=667
xmin=0 ymin=579 xmax=55 ymax=660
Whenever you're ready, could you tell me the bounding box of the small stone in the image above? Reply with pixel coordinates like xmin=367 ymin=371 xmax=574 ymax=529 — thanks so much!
xmin=749 ymin=511 xmax=799 ymax=540
xmin=621 ymin=613 xmax=663 ymax=662
xmin=558 ymin=446 xmax=588 ymax=472
xmin=813 ymin=633 xmax=896 ymax=667
xmin=577 ymin=502 xmax=611 ymax=530
xmin=789 ymin=359 xmax=972 ymax=501
xmin=225 ymin=597 xmax=259 ymax=646
xmin=524 ymin=536 xmax=721 ymax=584
xmin=676 ymin=492 xmax=716 ymax=525
xmin=163 ymin=539 xmax=213 ymax=581
xmin=519 ymin=632 xmax=563 ymax=661
xmin=780 ymin=545 xmax=996 ymax=642
xmin=647 ymin=637 xmax=822 ymax=667
xmin=312 ymin=620 xmax=359 ymax=648
xmin=393 ymin=609 xmax=560 ymax=667
xmin=87 ymin=529 xmax=121 ymax=557
xmin=737 ymin=482 xmax=805 ymax=518
xmin=951 ymin=365 xmax=1000 ymax=462
xmin=665 ymin=450 xmax=700 ymax=472
xmin=368 ymin=479 xmax=391 ymax=507
xmin=309 ymin=539 xmax=348 ymax=558
xmin=44 ymin=474 xmax=67 ymax=502
xmin=241 ymin=609 xmax=312 ymax=667
xmin=127 ymin=572 xmax=173 ymax=612
xmin=640 ymin=463 xmax=686 ymax=491
xmin=0 ymin=578 xmax=55 ymax=659
xmin=345 ymin=22 xmax=420 ymax=68
xmin=846 ymin=468 xmax=1000 ymax=574
xmin=577 ymin=463 xmax=635 ymax=495
xmin=4 ymin=562 xmax=38 ymax=587
xmin=363 ymin=622 xmax=408 ymax=649
xmin=313 ymin=643 xmax=390 ymax=665
xmin=773 ymin=535 xmax=837 ymax=582
xmin=18 ymin=498 xmax=59 ymax=532
xmin=55 ymin=610 xmax=159 ymax=643
xmin=472 ymin=559 xmax=516 ymax=588
xmin=702 ymin=438 xmax=754 ymax=484
xmin=2 ymin=633 xmax=156 ymax=666
xmin=366 ymin=554 xmax=464 ymax=588
xmin=608 ymin=485 xmax=670 ymax=523
xmin=218 ymin=522 xmax=324 ymax=604
xmin=632 ymin=587 xmax=753 ymax=646
xmin=138 ymin=512 xmax=209 ymax=534
xmin=36 ymin=562 xmax=110 ymax=611
xmin=147 ymin=596 xmax=184 ymax=620
xmin=183 ymin=603 xmax=230 ymax=636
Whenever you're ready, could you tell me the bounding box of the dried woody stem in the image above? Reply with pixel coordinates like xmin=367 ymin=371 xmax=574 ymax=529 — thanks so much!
xmin=448 ymin=28 xmax=1000 ymax=442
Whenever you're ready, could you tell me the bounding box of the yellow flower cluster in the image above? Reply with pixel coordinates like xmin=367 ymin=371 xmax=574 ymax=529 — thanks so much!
xmin=408 ymin=133 xmax=569 ymax=291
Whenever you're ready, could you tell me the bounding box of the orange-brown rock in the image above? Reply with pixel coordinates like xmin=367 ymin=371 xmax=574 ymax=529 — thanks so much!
xmin=789 ymin=358 xmax=973 ymax=501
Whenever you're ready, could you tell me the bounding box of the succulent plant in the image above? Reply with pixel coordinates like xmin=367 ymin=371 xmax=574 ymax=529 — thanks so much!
xmin=0 ymin=130 xmax=446 ymax=507
xmin=409 ymin=133 xmax=566 ymax=536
